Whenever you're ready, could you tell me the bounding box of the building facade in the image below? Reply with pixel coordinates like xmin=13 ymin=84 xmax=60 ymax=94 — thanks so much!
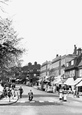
xmin=22 ymin=62 xmax=41 ymax=80
xmin=40 ymin=45 xmax=82 ymax=81
xmin=49 ymin=55 xmax=61 ymax=77
xmin=61 ymin=54 xmax=77 ymax=78
xmin=65 ymin=47 xmax=82 ymax=80
xmin=49 ymin=54 xmax=76 ymax=79
xmin=40 ymin=61 xmax=51 ymax=79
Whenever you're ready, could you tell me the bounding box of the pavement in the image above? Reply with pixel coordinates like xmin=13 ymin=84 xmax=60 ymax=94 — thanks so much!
xmin=0 ymin=96 xmax=18 ymax=105
xmin=68 ymin=93 xmax=82 ymax=102
xmin=0 ymin=86 xmax=19 ymax=106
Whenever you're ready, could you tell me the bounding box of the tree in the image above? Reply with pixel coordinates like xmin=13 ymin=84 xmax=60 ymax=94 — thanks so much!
xmin=0 ymin=0 xmax=9 ymax=13
xmin=0 ymin=18 xmax=24 ymax=78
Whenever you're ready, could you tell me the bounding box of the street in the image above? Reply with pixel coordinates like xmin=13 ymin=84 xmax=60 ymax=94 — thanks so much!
xmin=0 ymin=85 xmax=82 ymax=115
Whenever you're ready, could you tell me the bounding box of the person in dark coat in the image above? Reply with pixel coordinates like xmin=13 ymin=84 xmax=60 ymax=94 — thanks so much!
xmin=7 ymin=88 xmax=12 ymax=102
xmin=3 ymin=87 xmax=7 ymax=97
xmin=19 ymin=86 xmax=23 ymax=98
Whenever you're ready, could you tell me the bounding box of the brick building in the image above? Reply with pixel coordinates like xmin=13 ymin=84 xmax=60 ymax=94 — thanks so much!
xmin=22 ymin=62 xmax=41 ymax=82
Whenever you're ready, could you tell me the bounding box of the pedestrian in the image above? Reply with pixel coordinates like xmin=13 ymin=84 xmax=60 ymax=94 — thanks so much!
xmin=12 ymin=87 xmax=15 ymax=99
xmin=28 ymin=90 xmax=33 ymax=101
xmin=63 ymin=88 xmax=68 ymax=101
xmin=3 ymin=87 xmax=7 ymax=98
xmin=53 ymin=84 xmax=56 ymax=93
xmin=76 ymin=87 xmax=79 ymax=98
xmin=73 ymin=86 xmax=76 ymax=97
xmin=19 ymin=86 xmax=23 ymax=98
xmin=59 ymin=87 xmax=63 ymax=100
xmin=12 ymin=83 xmax=15 ymax=89
xmin=7 ymin=87 xmax=12 ymax=102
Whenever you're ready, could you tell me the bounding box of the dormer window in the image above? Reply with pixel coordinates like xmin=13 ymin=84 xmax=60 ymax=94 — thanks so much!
xmin=71 ymin=60 xmax=74 ymax=65
xmin=66 ymin=63 xmax=69 ymax=67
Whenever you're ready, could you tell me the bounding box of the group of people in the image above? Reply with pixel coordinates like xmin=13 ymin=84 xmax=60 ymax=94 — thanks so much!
xmin=59 ymin=85 xmax=80 ymax=101
xmin=2 ymin=83 xmax=16 ymax=102
xmin=3 ymin=83 xmax=79 ymax=102
xmin=2 ymin=84 xmax=34 ymax=102
xmin=59 ymin=87 xmax=68 ymax=101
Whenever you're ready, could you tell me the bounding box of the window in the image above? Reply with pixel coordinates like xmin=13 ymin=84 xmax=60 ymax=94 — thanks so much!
xmin=79 ymin=69 xmax=82 ymax=77
xmin=66 ymin=63 xmax=69 ymax=67
xmin=71 ymin=60 xmax=74 ymax=65
xmin=65 ymin=72 xmax=70 ymax=78
xmin=70 ymin=70 xmax=75 ymax=77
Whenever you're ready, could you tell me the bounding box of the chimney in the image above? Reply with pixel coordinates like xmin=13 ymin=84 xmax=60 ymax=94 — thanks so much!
xmin=34 ymin=62 xmax=37 ymax=65
xmin=73 ymin=45 xmax=77 ymax=55
xmin=78 ymin=48 xmax=82 ymax=56
xmin=28 ymin=62 xmax=32 ymax=66
xmin=56 ymin=54 xmax=58 ymax=57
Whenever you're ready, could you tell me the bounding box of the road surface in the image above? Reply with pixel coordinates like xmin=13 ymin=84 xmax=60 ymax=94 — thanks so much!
xmin=0 ymin=85 xmax=82 ymax=115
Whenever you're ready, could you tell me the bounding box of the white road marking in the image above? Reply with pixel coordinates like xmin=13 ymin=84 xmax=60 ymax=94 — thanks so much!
xmin=30 ymin=101 xmax=35 ymax=103
xmin=39 ymin=101 xmax=44 ymax=103
xmin=48 ymin=101 xmax=54 ymax=103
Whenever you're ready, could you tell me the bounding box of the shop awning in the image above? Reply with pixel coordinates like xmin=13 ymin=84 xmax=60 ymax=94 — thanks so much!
xmin=77 ymin=81 xmax=82 ymax=87
xmin=73 ymin=78 xmax=82 ymax=86
xmin=64 ymin=78 xmax=74 ymax=85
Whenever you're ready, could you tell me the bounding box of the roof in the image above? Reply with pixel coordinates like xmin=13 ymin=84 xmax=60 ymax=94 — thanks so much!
xmin=41 ymin=61 xmax=51 ymax=67
xmin=65 ymin=54 xmax=82 ymax=71
xmin=78 ymin=60 xmax=82 ymax=67
xmin=52 ymin=56 xmax=61 ymax=63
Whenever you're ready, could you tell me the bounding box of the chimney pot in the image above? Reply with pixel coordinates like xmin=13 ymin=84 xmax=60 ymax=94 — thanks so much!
xmin=56 ymin=54 xmax=58 ymax=57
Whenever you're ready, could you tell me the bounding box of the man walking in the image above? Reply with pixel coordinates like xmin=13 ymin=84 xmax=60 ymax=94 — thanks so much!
xmin=19 ymin=86 xmax=23 ymax=98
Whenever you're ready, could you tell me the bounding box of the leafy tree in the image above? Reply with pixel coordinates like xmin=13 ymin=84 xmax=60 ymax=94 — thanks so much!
xmin=0 ymin=18 xmax=24 ymax=78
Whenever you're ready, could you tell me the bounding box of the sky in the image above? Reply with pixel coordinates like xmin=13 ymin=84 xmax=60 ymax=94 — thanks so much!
xmin=1 ymin=0 xmax=82 ymax=66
